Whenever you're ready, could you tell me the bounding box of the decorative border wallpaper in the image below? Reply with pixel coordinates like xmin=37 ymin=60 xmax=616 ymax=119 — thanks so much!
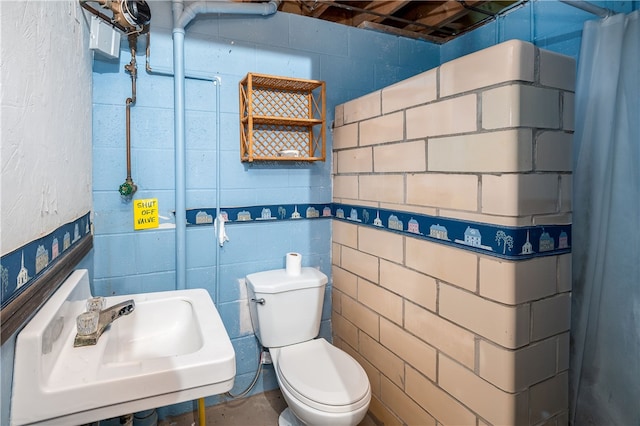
xmin=186 ymin=203 xmax=333 ymax=225
xmin=332 ymin=203 xmax=570 ymax=260
xmin=0 ymin=212 xmax=92 ymax=308
xmin=2 ymin=203 xmax=570 ymax=306
xmin=187 ymin=202 xmax=571 ymax=261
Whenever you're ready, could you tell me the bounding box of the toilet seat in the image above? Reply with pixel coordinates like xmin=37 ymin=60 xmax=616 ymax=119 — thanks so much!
xmin=275 ymin=339 xmax=370 ymax=414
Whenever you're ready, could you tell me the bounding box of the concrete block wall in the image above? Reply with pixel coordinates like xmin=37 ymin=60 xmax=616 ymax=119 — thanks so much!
xmin=91 ymin=3 xmax=438 ymax=418
xmin=331 ymin=40 xmax=574 ymax=425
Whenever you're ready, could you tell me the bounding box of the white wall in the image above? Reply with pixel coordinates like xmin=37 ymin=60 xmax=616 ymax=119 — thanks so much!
xmin=1 ymin=2 xmax=93 ymax=424
xmin=1 ymin=0 xmax=93 ymax=255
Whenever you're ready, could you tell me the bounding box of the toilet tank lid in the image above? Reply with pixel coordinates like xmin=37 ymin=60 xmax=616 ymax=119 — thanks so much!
xmin=246 ymin=267 xmax=328 ymax=293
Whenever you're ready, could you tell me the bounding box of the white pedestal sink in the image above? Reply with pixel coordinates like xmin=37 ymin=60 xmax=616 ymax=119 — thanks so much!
xmin=11 ymin=269 xmax=236 ymax=426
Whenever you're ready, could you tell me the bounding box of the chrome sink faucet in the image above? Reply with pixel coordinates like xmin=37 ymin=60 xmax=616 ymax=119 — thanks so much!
xmin=74 ymin=299 xmax=135 ymax=347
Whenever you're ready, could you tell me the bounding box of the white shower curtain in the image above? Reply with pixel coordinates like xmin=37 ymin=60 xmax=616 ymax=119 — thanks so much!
xmin=570 ymin=9 xmax=640 ymax=426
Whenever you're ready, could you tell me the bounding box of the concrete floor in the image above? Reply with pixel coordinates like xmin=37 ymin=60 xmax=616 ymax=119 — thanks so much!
xmin=158 ymin=389 xmax=379 ymax=426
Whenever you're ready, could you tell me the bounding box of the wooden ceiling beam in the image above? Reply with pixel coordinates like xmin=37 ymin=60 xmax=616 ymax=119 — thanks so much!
xmin=305 ymin=0 xmax=334 ymax=18
xmin=358 ymin=20 xmax=445 ymax=43
xmin=278 ymin=1 xmax=334 ymax=19
xmin=244 ymin=0 xmax=521 ymax=43
xmin=402 ymin=0 xmax=488 ymax=34
xmin=351 ymin=1 xmax=411 ymax=26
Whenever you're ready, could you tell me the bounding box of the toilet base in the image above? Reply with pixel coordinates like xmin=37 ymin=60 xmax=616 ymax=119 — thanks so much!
xmin=277 ymin=382 xmax=370 ymax=426
xmin=278 ymin=407 xmax=304 ymax=426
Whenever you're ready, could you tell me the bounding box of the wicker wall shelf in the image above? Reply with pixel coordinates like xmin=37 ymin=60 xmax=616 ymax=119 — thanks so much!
xmin=240 ymin=73 xmax=326 ymax=162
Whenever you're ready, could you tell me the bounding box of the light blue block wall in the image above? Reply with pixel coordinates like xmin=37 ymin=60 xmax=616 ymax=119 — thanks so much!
xmin=89 ymin=0 xmax=639 ymax=421
xmin=441 ymin=0 xmax=638 ymax=63
xmin=0 ymin=2 xmax=634 ymax=426
xmin=91 ymin=2 xmax=437 ymax=419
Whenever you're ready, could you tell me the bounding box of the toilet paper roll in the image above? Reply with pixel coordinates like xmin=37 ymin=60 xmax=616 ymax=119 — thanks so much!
xmin=286 ymin=252 xmax=302 ymax=276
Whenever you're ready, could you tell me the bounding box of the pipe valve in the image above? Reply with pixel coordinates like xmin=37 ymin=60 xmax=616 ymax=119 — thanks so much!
xmin=119 ymin=179 xmax=137 ymax=197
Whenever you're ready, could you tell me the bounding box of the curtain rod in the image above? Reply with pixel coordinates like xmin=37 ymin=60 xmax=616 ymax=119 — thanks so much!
xmin=559 ymin=0 xmax=614 ymax=18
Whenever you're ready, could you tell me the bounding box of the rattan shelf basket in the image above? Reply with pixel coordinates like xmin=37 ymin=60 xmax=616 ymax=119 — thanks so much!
xmin=240 ymin=73 xmax=326 ymax=162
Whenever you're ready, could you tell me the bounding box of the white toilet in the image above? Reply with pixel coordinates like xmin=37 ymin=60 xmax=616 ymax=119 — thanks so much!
xmin=246 ymin=267 xmax=371 ymax=426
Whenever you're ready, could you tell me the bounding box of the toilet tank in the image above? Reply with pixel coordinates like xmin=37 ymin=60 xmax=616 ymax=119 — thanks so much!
xmin=245 ymin=267 xmax=328 ymax=348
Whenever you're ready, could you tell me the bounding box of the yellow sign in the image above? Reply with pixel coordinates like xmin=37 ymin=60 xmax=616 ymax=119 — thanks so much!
xmin=134 ymin=198 xmax=159 ymax=230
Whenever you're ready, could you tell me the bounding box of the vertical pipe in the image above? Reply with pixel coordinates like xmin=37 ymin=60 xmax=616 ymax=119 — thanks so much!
xmin=171 ymin=0 xmax=278 ymax=291
xmin=198 ymin=397 xmax=206 ymax=425
xmin=118 ymin=35 xmax=139 ymax=198
xmin=214 ymin=77 xmax=222 ymax=304
xmin=173 ymin=27 xmax=187 ymax=290
xmin=125 ymin=36 xmax=137 ymax=185
xmin=530 ymin=0 xmax=535 ymax=44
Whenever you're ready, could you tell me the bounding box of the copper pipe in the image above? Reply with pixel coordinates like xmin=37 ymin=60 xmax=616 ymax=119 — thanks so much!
xmin=145 ymin=31 xmax=152 ymax=73
xmin=124 ymin=34 xmax=138 ymax=192
xmin=80 ymin=0 xmax=148 ymax=197
xmin=79 ymin=0 xmax=128 ymax=33
xmin=79 ymin=1 xmax=150 ymax=36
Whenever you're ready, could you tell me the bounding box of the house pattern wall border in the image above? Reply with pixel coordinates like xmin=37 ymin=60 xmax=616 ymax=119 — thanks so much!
xmin=2 ymin=204 xmax=570 ymax=306
xmin=0 ymin=212 xmax=92 ymax=308
xmin=187 ymin=202 xmax=571 ymax=261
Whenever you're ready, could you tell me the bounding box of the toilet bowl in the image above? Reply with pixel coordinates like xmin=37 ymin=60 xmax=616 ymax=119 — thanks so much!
xmin=271 ymin=339 xmax=371 ymax=426
xmin=245 ymin=267 xmax=372 ymax=426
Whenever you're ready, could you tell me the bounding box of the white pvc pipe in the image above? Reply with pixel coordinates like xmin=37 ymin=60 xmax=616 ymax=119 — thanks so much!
xmin=176 ymin=0 xmax=279 ymax=29
xmin=171 ymin=0 xmax=278 ymax=290
xmin=173 ymin=26 xmax=187 ymax=290
xmin=214 ymin=77 xmax=221 ymax=304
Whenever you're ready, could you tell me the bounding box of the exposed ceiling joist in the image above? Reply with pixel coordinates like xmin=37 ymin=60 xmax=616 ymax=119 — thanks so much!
xmin=238 ymin=1 xmax=526 ymax=43
xmin=402 ymin=0 xmax=487 ymax=35
xmin=351 ymin=1 xmax=411 ymax=26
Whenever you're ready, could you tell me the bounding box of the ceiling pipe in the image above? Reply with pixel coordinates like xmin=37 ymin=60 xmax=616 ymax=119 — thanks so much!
xmin=559 ymin=0 xmax=614 ymax=18
xmin=79 ymin=0 xmax=151 ymax=33
xmin=171 ymin=0 xmax=279 ymax=291
xmin=80 ymin=0 xmax=129 ymax=32
xmin=176 ymin=0 xmax=280 ymax=29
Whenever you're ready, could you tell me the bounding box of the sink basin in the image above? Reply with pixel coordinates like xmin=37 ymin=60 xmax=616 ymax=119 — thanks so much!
xmin=11 ymin=269 xmax=236 ymax=426
xmin=102 ymin=297 xmax=203 ymax=364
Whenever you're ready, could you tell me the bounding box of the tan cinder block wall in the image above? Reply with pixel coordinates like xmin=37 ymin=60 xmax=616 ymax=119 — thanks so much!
xmin=331 ymin=40 xmax=574 ymax=426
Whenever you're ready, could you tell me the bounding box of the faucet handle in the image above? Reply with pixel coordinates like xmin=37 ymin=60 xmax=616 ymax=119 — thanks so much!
xmin=76 ymin=311 xmax=99 ymax=336
xmin=74 ymin=299 xmax=136 ymax=347
xmin=86 ymin=297 xmax=106 ymax=312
